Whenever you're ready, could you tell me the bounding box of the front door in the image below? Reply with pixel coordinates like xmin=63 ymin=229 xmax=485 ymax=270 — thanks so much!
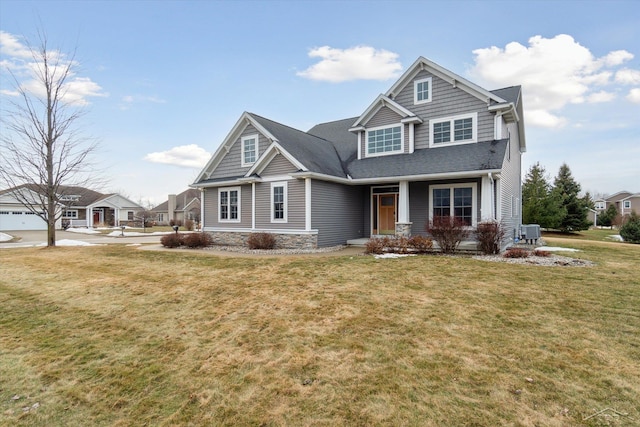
xmin=376 ymin=193 xmax=397 ymax=235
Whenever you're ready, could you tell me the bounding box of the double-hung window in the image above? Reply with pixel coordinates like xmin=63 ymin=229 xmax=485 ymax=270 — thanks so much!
xmin=366 ymin=125 xmax=403 ymax=156
xmin=429 ymin=112 xmax=477 ymax=147
xmin=241 ymin=134 xmax=258 ymax=167
xmin=62 ymin=209 xmax=78 ymax=219
xmin=414 ymin=77 xmax=432 ymax=104
xmin=623 ymin=201 xmax=631 ymax=209
xmin=219 ymin=187 xmax=240 ymax=222
xmin=271 ymin=182 xmax=287 ymax=223
xmin=430 ymin=184 xmax=476 ymax=227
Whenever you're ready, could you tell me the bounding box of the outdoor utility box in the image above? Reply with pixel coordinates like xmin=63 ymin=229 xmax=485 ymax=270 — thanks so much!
xmin=520 ymin=224 xmax=541 ymax=244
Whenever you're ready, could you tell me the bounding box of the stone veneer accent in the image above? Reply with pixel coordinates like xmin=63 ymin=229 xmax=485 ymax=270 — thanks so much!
xmin=395 ymin=222 xmax=413 ymax=237
xmin=206 ymin=231 xmax=317 ymax=249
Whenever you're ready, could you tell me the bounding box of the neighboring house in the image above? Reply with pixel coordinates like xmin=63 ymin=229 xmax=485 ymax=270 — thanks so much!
xmin=152 ymin=189 xmax=201 ymax=225
xmin=192 ymin=56 xmax=526 ymax=249
xmin=595 ymin=191 xmax=640 ymax=220
xmin=0 ymin=185 xmax=144 ymax=231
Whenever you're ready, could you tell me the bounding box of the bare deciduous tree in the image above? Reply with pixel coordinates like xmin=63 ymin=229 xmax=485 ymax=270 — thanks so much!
xmin=0 ymin=32 xmax=102 ymax=246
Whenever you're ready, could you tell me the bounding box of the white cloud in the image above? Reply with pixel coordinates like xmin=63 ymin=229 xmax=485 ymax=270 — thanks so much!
xmin=615 ymin=68 xmax=640 ymax=85
xmin=627 ymin=88 xmax=640 ymax=103
xmin=470 ymin=34 xmax=634 ymax=129
xmin=587 ymin=90 xmax=616 ymax=103
xmin=144 ymin=144 xmax=211 ymax=168
xmin=297 ymin=45 xmax=403 ymax=82
xmin=0 ymin=31 xmax=106 ymax=106
xmin=119 ymin=94 xmax=166 ymax=110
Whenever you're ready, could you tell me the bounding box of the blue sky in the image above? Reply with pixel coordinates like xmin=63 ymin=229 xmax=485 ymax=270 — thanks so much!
xmin=1 ymin=0 xmax=639 ymax=206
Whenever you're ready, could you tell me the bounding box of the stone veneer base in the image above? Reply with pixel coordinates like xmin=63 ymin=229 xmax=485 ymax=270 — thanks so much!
xmin=206 ymin=231 xmax=318 ymax=250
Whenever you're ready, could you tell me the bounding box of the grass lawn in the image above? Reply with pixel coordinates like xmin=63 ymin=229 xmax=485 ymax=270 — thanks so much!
xmin=1 ymin=237 xmax=639 ymax=426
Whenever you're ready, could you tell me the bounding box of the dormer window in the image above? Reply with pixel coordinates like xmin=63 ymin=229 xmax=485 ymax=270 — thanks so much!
xmin=429 ymin=112 xmax=477 ymax=147
xmin=366 ymin=124 xmax=403 ymax=156
xmin=414 ymin=77 xmax=432 ymax=105
xmin=241 ymin=134 xmax=258 ymax=167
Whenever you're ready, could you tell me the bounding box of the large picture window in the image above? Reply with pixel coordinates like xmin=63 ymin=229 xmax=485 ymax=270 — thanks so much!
xmin=219 ymin=187 xmax=240 ymax=222
xmin=367 ymin=125 xmax=403 ymax=156
xmin=271 ymin=182 xmax=287 ymax=223
xmin=241 ymin=134 xmax=258 ymax=166
xmin=430 ymin=184 xmax=476 ymax=226
xmin=429 ymin=113 xmax=477 ymax=147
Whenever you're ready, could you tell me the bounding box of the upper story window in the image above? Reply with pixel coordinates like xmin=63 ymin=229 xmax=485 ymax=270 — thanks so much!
xmin=219 ymin=187 xmax=240 ymax=222
xmin=595 ymin=201 xmax=605 ymax=210
xmin=367 ymin=125 xmax=403 ymax=156
xmin=623 ymin=200 xmax=631 ymax=209
xmin=429 ymin=112 xmax=478 ymax=147
xmin=241 ymin=134 xmax=258 ymax=167
xmin=414 ymin=77 xmax=432 ymax=104
xmin=271 ymin=182 xmax=287 ymax=223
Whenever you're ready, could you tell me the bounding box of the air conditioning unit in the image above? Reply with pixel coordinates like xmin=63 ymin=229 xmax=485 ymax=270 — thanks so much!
xmin=520 ymin=224 xmax=541 ymax=244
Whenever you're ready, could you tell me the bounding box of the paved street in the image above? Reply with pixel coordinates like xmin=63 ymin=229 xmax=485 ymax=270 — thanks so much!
xmin=0 ymin=229 xmax=164 ymax=249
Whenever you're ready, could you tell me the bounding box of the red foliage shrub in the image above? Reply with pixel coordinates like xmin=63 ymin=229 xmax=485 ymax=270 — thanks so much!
xmin=160 ymin=233 xmax=184 ymax=248
xmin=408 ymin=235 xmax=433 ymax=253
xmin=533 ymin=250 xmax=552 ymax=257
xmin=182 ymin=232 xmax=213 ymax=248
xmin=427 ymin=217 xmax=470 ymax=254
xmin=503 ymin=248 xmax=530 ymax=258
xmin=476 ymin=221 xmax=506 ymax=255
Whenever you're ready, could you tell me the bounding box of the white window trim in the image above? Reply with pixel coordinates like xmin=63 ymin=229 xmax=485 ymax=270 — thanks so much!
xmin=62 ymin=209 xmax=78 ymax=218
xmin=429 ymin=183 xmax=478 ymax=227
xmin=218 ymin=186 xmax=241 ymax=223
xmin=365 ymin=123 xmax=404 ymax=157
xmin=414 ymin=77 xmax=432 ymax=105
xmin=623 ymin=201 xmax=631 ymax=209
xmin=270 ymin=181 xmax=288 ymax=223
xmin=429 ymin=112 xmax=478 ymax=148
xmin=241 ymin=134 xmax=259 ymax=167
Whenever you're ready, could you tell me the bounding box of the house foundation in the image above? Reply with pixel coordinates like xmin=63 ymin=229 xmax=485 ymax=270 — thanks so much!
xmin=395 ymin=222 xmax=413 ymax=237
xmin=206 ymin=231 xmax=317 ymax=249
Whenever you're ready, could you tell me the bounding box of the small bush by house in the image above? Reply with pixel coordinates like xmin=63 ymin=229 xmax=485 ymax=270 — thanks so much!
xmin=160 ymin=233 xmax=184 ymax=248
xmin=427 ymin=217 xmax=470 ymax=254
xmin=475 ymin=221 xmax=506 ymax=255
xmin=183 ymin=232 xmax=213 ymax=248
xmin=247 ymin=232 xmax=277 ymax=250
xmin=503 ymin=248 xmax=530 ymax=258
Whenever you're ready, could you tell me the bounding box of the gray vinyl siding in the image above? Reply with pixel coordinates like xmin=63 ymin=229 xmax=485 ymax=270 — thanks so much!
xmin=209 ymin=125 xmax=268 ymax=180
xmin=498 ymin=122 xmax=523 ymax=242
xmin=261 ymin=153 xmax=298 ymax=176
xmin=361 ymin=107 xmax=408 ymax=156
xmin=311 ymin=180 xmax=365 ymax=247
xmin=393 ymin=70 xmax=495 ymax=149
xmin=202 ymin=185 xmax=252 ymax=228
xmin=254 ymin=179 xmax=305 ymax=230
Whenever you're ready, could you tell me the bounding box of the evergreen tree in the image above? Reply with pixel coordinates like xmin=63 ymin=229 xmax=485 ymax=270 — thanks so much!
xmin=522 ymin=163 xmax=564 ymax=229
xmin=598 ymin=204 xmax=618 ymax=228
xmin=553 ymin=163 xmax=591 ymax=232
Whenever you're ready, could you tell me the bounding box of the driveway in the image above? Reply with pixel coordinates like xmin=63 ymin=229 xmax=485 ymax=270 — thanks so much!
xmin=0 ymin=229 xmax=164 ymax=248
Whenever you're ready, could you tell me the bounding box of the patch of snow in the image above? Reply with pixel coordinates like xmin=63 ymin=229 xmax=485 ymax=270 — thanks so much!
xmin=37 ymin=239 xmax=98 ymax=247
xmin=608 ymin=235 xmax=624 ymax=241
xmin=107 ymin=230 xmax=172 ymax=237
xmin=126 ymin=243 xmax=142 ymax=247
xmin=0 ymin=232 xmax=13 ymax=242
xmin=65 ymin=228 xmax=102 ymax=234
xmin=374 ymin=253 xmax=416 ymax=259
xmin=535 ymin=246 xmax=580 ymax=252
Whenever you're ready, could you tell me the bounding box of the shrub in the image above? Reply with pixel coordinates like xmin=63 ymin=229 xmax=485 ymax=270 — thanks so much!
xmin=475 ymin=221 xmax=506 ymax=255
xmin=534 ymin=250 xmax=552 ymax=257
xmin=408 ymin=235 xmax=433 ymax=253
xmin=503 ymin=248 xmax=530 ymax=258
xmin=365 ymin=238 xmax=386 ymax=254
xmin=427 ymin=217 xmax=470 ymax=254
xmin=182 ymin=232 xmax=213 ymax=248
xmin=247 ymin=232 xmax=277 ymax=250
xmin=184 ymin=219 xmax=194 ymax=231
xmin=160 ymin=233 xmax=184 ymax=248
xmin=620 ymin=211 xmax=640 ymax=243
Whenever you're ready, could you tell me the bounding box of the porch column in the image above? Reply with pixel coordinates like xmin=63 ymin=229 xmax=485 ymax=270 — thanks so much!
xmin=396 ymin=180 xmax=412 ymax=237
xmin=481 ymin=174 xmax=494 ymax=221
xmin=305 ymin=178 xmax=311 ymax=231
xmin=87 ymin=208 xmax=92 ymax=227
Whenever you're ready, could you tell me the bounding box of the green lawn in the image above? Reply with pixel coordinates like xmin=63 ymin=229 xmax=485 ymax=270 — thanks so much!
xmin=1 ymin=237 xmax=638 ymax=426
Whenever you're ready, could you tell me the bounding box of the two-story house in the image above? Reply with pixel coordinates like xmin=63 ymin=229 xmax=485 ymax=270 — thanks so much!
xmin=192 ymin=56 xmax=526 ymax=249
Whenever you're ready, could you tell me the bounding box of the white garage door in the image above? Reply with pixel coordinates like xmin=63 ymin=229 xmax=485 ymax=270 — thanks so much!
xmin=0 ymin=210 xmax=47 ymax=231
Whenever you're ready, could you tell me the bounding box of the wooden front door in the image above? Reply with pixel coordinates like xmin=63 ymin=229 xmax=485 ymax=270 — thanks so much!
xmin=378 ymin=194 xmax=397 ymax=235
